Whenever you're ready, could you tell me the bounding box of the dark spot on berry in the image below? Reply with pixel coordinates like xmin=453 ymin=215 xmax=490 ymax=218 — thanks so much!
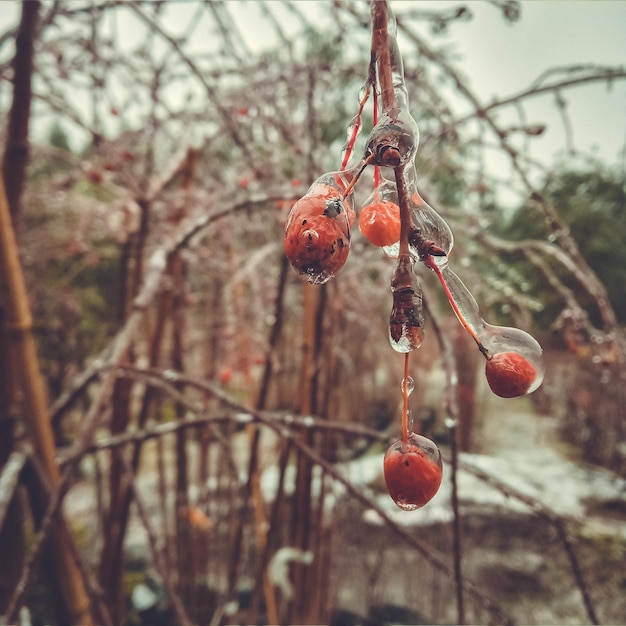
xmin=323 ymin=198 xmax=344 ymax=218
xmin=302 ymin=219 xmax=307 ymax=225
xmin=404 ymin=460 xmax=410 ymax=466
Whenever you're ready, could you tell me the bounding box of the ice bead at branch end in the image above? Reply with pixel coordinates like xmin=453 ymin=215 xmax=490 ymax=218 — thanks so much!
xmin=384 ymin=433 xmax=443 ymax=510
xmin=425 ymin=257 xmax=544 ymax=396
xmin=389 ymin=256 xmax=424 ymax=352
xmin=401 ymin=376 xmax=415 ymax=396
xmin=283 ymin=173 xmax=355 ymax=284
xmin=482 ymin=325 xmax=544 ymax=397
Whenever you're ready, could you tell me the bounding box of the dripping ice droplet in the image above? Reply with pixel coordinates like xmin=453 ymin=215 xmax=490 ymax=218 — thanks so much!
xmin=401 ymin=376 xmax=415 ymax=396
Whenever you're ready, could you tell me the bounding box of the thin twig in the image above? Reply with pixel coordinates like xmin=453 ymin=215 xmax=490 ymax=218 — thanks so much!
xmin=117 ymin=453 xmax=193 ymax=626
xmin=0 ymin=445 xmax=29 ymax=534
xmin=423 ymin=288 xmax=465 ymax=625
xmin=25 ymin=449 xmax=113 ymax=626
xmin=4 ymin=463 xmax=73 ymax=623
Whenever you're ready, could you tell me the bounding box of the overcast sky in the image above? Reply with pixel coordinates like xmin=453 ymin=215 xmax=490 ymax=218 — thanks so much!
xmin=411 ymin=1 xmax=626 ymax=167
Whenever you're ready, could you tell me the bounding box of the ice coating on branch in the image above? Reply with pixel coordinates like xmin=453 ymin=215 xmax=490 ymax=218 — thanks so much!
xmin=403 ymin=168 xmax=454 ymax=258
xmin=370 ymin=5 xmax=543 ymax=395
xmin=341 ymin=83 xmax=371 ymax=171
xmin=438 ymin=264 xmax=483 ymax=335
xmin=438 ymin=263 xmax=544 ymax=386
xmin=389 ymin=256 xmax=424 ymax=352
xmin=386 ymin=6 xmax=409 ymax=112
xmin=425 ymin=254 xmax=545 ymax=394
xmin=364 ymin=2 xmax=417 ymax=168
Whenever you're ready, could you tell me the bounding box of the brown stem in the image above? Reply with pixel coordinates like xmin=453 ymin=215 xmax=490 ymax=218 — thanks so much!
xmin=394 ymin=166 xmax=412 ymax=257
xmin=0 ymin=447 xmax=28 ymax=536
xmin=371 ymin=0 xmax=395 ymax=111
xmin=0 ymin=151 xmax=93 ymax=624
xmin=2 ymin=0 xmax=39 ymax=222
xmin=24 ymin=448 xmax=113 ymax=626
xmin=291 ymin=283 xmax=326 ymax=623
xmin=423 ymin=290 xmax=465 ymax=625
xmin=118 ymin=454 xmax=193 ymax=626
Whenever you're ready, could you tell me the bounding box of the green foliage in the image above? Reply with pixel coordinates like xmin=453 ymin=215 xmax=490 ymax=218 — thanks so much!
xmin=72 ymin=179 xmax=117 ymax=202
xmin=500 ymin=167 xmax=626 ymax=327
xmin=31 ymin=240 xmax=120 ymax=398
xmin=48 ymin=121 xmax=72 ymax=152
xmin=304 ymin=28 xmax=343 ymax=66
xmin=122 ymin=571 xmax=146 ymax=626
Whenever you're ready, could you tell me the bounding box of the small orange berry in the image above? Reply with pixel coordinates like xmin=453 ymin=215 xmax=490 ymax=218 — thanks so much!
xmin=359 ymin=200 xmax=401 ymax=247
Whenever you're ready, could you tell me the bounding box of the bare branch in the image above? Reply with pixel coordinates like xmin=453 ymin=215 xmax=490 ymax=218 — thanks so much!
xmin=0 ymin=446 xmax=28 ymax=534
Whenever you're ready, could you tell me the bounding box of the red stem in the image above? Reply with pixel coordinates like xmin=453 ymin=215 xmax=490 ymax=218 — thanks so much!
xmin=424 ymin=257 xmax=488 ymax=356
xmin=340 ymin=86 xmax=370 ymax=171
xmin=402 ymin=352 xmax=410 ymax=444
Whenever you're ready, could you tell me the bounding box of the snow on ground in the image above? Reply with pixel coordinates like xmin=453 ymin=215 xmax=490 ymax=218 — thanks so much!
xmin=353 ymin=445 xmax=626 ymax=529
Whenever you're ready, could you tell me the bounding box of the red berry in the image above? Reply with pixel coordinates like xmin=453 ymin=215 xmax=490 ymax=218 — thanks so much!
xmin=485 ymin=351 xmax=537 ymax=398
xmin=384 ymin=434 xmax=442 ymax=510
xmin=219 ymin=366 xmax=233 ymax=385
xmin=86 ymin=169 xmax=103 ymax=184
xmin=284 ymin=184 xmax=351 ymax=284
xmin=359 ymin=200 xmax=401 ymax=247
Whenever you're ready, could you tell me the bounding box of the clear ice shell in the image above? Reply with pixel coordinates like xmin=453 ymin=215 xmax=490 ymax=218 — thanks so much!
xmin=383 ymin=433 xmax=443 ymax=511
